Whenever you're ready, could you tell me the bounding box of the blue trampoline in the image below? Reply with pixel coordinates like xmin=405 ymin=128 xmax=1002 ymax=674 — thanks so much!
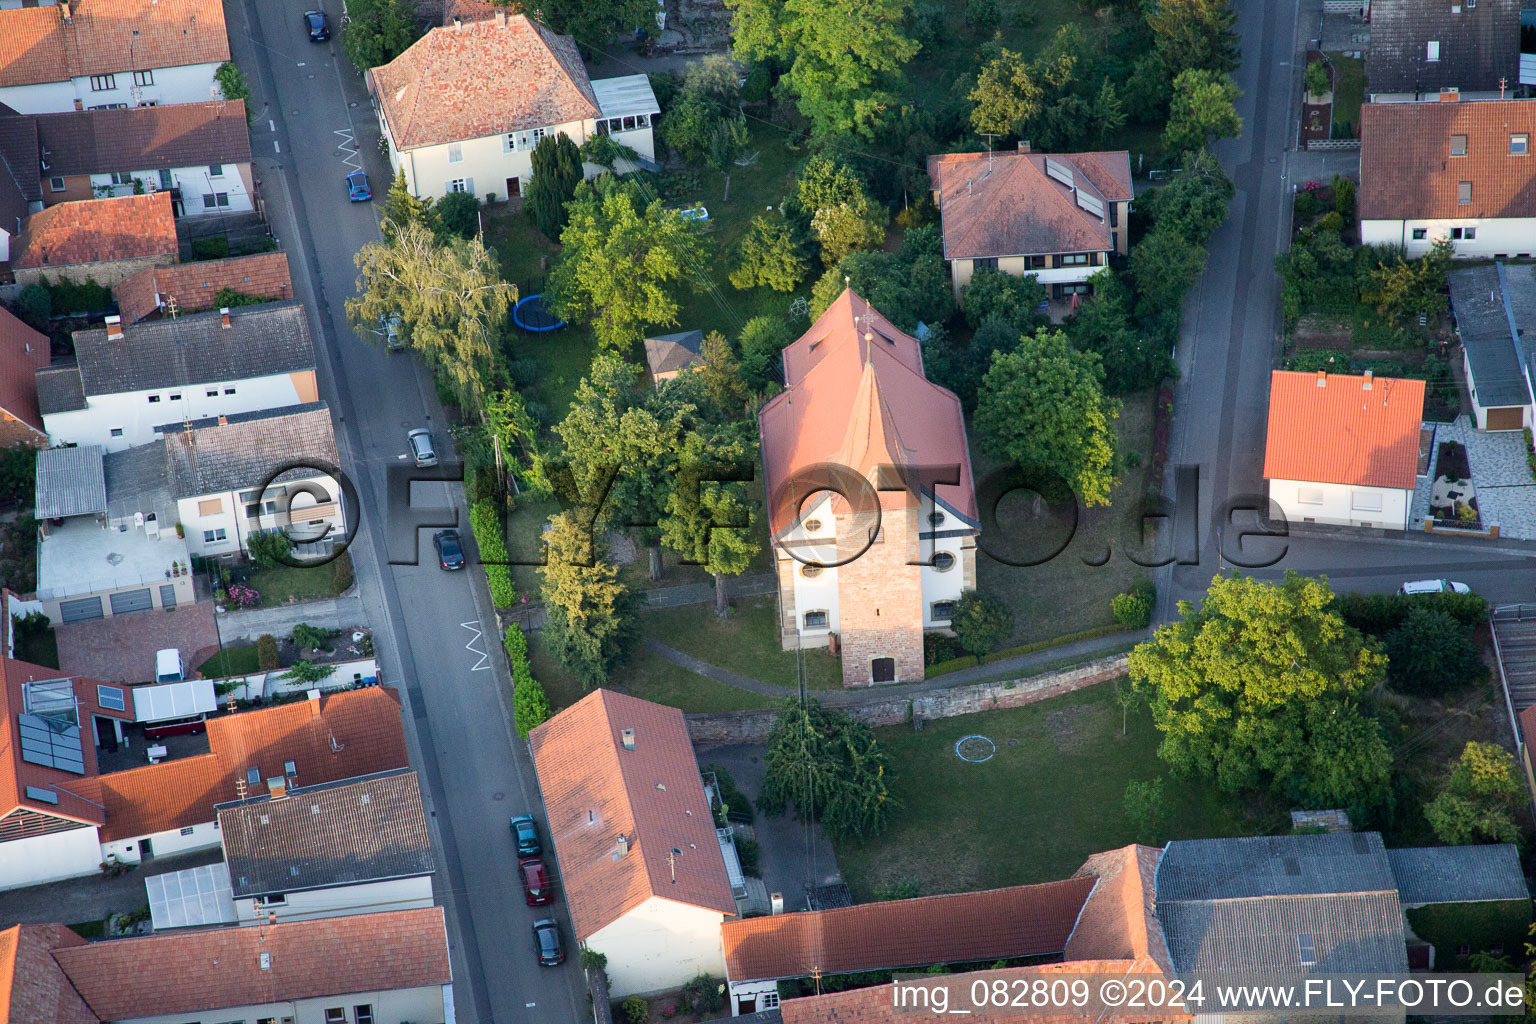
xmin=513 ymin=293 xmax=566 ymax=332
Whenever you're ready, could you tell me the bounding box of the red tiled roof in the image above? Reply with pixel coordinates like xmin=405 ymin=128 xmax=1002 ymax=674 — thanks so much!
xmin=52 ymin=907 xmax=449 ymax=1021
xmin=116 ymin=252 xmax=293 ymax=322
xmin=96 ymin=686 xmax=408 ymax=841
xmin=0 ymin=924 xmax=97 ymax=1024
xmin=13 ymin=193 xmax=178 ymax=271
xmin=31 ymin=100 xmax=251 ymax=178
xmin=0 ymin=0 xmax=230 ymax=89
xmin=1262 ymin=370 xmax=1427 ymax=489
xmin=529 ymin=689 xmax=737 ymax=940
xmin=721 ymin=877 xmax=1097 ymax=982
xmin=1360 ymin=98 xmax=1536 ymax=221
xmin=369 ymin=13 xmax=599 ymax=151
xmin=758 ymin=289 xmax=979 ymax=536
xmin=927 ymin=149 xmax=1131 ymax=259
xmin=0 ymin=306 xmax=50 ymax=436
xmin=1066 ymin=845 xmax=1171 ymax=971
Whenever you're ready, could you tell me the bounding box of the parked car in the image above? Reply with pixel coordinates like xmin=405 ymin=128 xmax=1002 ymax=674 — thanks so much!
xmin=346 ymin=170 xmax=372 ymax=202
xmin=381 ymin=313 xmax=404 ymax=351
xmin=433 ymin=529 xmax=464 ymax=571
xmin=509 ymin=814 xmax=541 ymax=857
xmin=155 ymin=648 xmax=184 ymax=684
xmin=407 ymin=428 xmax=437 ymax=467
xmin=1398 ymin=579 xmax=1471 ymax=596
xmin=520 ymin=857 xmax=553 ymax=906
xmin=304 ymin=9 xmax=330 ymax=40
xmin=532 ymin=918 xmax=565 ymax=965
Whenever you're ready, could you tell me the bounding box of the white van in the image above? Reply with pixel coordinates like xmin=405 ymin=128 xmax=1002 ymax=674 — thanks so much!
xmin=155 ymin=649 xmax=184 ymax=684
xmin=1397 ymin=579 xmax=1471 ymax=596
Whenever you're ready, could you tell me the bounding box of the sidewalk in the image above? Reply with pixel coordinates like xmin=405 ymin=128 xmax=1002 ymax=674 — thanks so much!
xmin=219 ymin=592 xmax=366 ymax=642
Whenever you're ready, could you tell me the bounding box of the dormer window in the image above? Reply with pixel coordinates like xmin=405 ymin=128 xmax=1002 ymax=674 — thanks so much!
xmin=1450 ymin=134 xmax=1467 ymax=156
xmin=1512 ymin=134 xmax=1529 ymax=155
xmin=1458 ymin=181 xmax=1472 ymax=204
xmin=1427 ymin=40 xmax=1440 ymax=61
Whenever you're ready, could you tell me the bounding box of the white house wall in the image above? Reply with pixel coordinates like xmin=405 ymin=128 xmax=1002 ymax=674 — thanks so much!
xmin=1267 ymin=477 xmax=1412 ymax=530
xmin=0 ymin=824 xmax=102 ymax=890
xmin=0 ymin=63 xmax=221 ymax=114
xmin=179 ymin=471 xmax=343 ymax=559
xmin=233 ymin=875 xmax=434 ymax=925
xmin=44 ymin=372 xmax=313 ymax=451
xmin=919 ymin=532 xmax=966 ymax=628
xmin=89 ymin=163 xmax=254 ymax=216
xmin=402 ymin=118 xmax=590 ymax=200
xmin=115 ymin=984 xmax=447 ymax=1024
xmin=0 ymin=80 xmax=77 ymax=115
xmin=585 ymin=895 xmax=729 ymax=997
xmin=1360 ymin=217 xmax=1536 ymax=259
xmin=101 ymin=818 xmax=222 ymax=866
xmin=1463 ymin=349 xmax=1534 ymax=431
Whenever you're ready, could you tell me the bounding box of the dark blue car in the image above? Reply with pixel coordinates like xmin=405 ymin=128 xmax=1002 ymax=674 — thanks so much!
xmin=304 ymin=10 xmax=330 ymax=40
xmin=346 ymin=170 xmax=371 ymax=202
xmin=509 ymin=814 xmax=541 ymax=857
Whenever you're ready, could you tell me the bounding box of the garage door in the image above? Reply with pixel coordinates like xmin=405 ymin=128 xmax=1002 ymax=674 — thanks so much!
xmin=58 ymin=596 xmax=104 ymax=623
xmin=1487 ymin=406 xmax=1525 ymax=431
xmin=108 ymin=589 xmax=153 ymax=615
xmin=159 ymin=584 xmax=177 ymax=610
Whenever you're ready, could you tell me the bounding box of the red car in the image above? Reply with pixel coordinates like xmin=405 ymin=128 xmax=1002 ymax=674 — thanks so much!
xmin=520 ymin=857 xmax=553 ymax=906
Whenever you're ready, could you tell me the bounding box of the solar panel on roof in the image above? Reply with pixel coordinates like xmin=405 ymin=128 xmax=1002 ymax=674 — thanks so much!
xmin=23 ymin=678 xmax=76 ymax=717
xmin=17 ymin=714 xmax=86 ymax=774
xmin=24 ymin=785 xmax=59 ymax=805
xmin=1044 ymin=157 xmax=1074 ymax=189
xmin=1075 ymin=189 xmax=1105 ymax=220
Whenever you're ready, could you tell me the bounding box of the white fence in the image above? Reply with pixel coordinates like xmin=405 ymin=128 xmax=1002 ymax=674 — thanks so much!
xmin=1322 ymin=0 xmax=1366 ymax=13
xmin=210 ymin=657 xmax=380 ymax=702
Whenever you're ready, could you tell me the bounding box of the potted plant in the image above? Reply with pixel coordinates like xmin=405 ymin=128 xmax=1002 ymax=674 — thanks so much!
xmin=174 ymin=522 xmax=185 ymax=538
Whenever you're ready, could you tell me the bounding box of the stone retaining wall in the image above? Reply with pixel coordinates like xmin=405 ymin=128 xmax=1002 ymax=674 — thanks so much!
xmin=686 ymin=654 xmax=1131 ymax=746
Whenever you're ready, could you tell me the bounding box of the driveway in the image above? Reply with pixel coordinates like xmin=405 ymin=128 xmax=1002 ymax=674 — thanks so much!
xmin=55 ymin=604 xmax=218 ymax=684
xmin=1410 ymin=417 xmax=1536 ymax=539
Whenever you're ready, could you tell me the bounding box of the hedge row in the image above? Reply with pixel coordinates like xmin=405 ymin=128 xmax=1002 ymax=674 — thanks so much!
xmin=469 ymin=499 xmax=515 ymax=608
xmin=505 ymin=624 xmax=553 ymax=737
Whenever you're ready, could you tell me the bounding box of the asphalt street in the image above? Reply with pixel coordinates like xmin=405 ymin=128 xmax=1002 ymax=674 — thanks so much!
xmin=224 ymin=3 xmax=588 ymax=1022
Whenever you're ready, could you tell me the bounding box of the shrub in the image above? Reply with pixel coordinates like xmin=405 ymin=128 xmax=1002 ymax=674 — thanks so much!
xmin=331 ymin=552 xmax=355 ymax=592
xmin=620 ymin=996 xmax=649 ymax=1024
xmin=246 ymin=529 xmax=293 ymax=568
xmin=41 ymin=275 xmax=113 ymax=314
xmin=1123 ymin=777 xmax=1168 ymax=845
xmin=681 ymin=974 xmax=724 ymax=1016
xmin=283 ymin=659 xmax=331 ymax=686
xmin=1385 ymin=606 xmax=1487 ymax=695
xmin=506 ymin=624 xmax=553 ymax=737
xmin=951 ymin=591 xmax=1013 ymax=661
xmin=705 ymin=763 xmax=754 ymax=824
xmin=469 ymin=499 xmax=515 ymax=608
xmin=290 ymin=623 xmax=334 ymax=650
xmin=735 ymin=836 xmax=760 ymax=875
xmin=579 ymin=948 xmax=608 ymax=972
xmin=1304 ymin=59 xmax=1328 ymax=97
xmin=192 ymin=237 xmax=231 ymax=261
xmin=434 ymin=190 xmax=481 ymax=240
xmin=256 ymin=634 xmax=280 ymax=671
xmin=876 ymin=880 xmax=921 ymax=900
xmin=16 ymin=284 xmax=50 ymax=328
xmin=923 ymin=632 xmax=957 ymax=665
xmin=1318 ymin=211 xmax=1345 ymax=233
xmin=1525 ymin=428 xmax=1536 ymax=481
xmin=1112 ymin=579 xmax=1156 ymax=629
xmin=212 ymin=287 xmax=277 ymax=308
xmin=1293 ymin=188 xmax=1319 ymax=223
xmin=214 ymin=62 xmax=253 ymax=115
xmin=224 ymin=583 xmax=260 ymax=608
xmin=1331 ymin=175 xmax=1357 ymax=220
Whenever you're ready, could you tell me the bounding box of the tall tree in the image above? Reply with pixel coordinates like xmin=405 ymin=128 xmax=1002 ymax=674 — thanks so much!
xmin=382 ymin=170 xmax=432 ymax=235
xmin=1385 ymin=606 xmax=1488 ymax=695
xmin=1094 ymin=79 xmax=1127 ymax=145
xmin=758 ymin=697 xmax=896 ymax=841
xmin=340 ymin=0 xmax=420 ymax=70
xmin=737 ymin=315 xmax=795 ymax=390
xmin=540 ymin=0 xmax=656 ymax=48
xmin=1129 ymin=228 xmax=1208 ymax=321
xmin=539 ymin=511 xmax=641 ymax=689
xmin=698 ymin=331 xmax=750 ymax=415
xmin=1128 ymin=572 xmax=1393 ymax=811
xmin=1066 ymin=271 xmax=1172 ymax=395
xmin=975 ymin=328 xmax=1120 ymax=507
xmin=968 ymin=49 xmax=1042 ymax=137
xmin=659 ymin=422 xmax=761 ymax=616
xmin=951 ymin=590 xmax=1013 ymax=661
xmin=525 ymin=132 xmax=583 ymax=240
xmin=1147 ymin=0 xmax=1240 ymax=76
xmin=730 ymin=216 xmax=810 ymax=292
xmin=548 ymin=182 xmax=711 ymax=351
xmin=1134 ymin=149 xmax=1235 ymax=246
xmin=959 ymin=267 xmax=1046 ymax=332
xmin=1424 ymin=742 xmax=1524 ymax=846
xmin=1161 ymin=68 xmax=1242 ymax=156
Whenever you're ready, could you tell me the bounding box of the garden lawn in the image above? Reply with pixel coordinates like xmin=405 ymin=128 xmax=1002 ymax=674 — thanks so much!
xmin=245 ymin=554 xmax=352 ymax=607
xmin=644 ymin=595 xmax=844 ymax=689
xmin=527 ymin=628 xmax=777 ymax=713
xmin=972 ymin=389 xmax=1158 ymax=650
xmin=199 ymin=644 xmax=260 ymax=679
xmin=834 ymin=680 xmax=1280 ymax=900
xmin=1325 ymin=53 xmax=1365 ymax=138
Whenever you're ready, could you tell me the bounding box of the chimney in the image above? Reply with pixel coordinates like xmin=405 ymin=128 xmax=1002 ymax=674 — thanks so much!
xmin=1018 ymin=141 xmax=1031 ymax=152
xmin=217 ymin=415 xmax=228 ymax=426
xmin=307 ymin=688 xmax=321 ymax=717
xmin=494 ymin=7 xmax=506 ymax=24
xmin=621 ymin=727 xmax=635 ymax=751
xmin=1362 ymin=369 xmax=1373 ymax=390
xmin=104 ymin=314 xmax=123 ymax=341
xmin=1316 ymin=369 xmax=1327 ymax=388
xmin=452 ymin=15 xmax=462 ymax=29
xmin=59 ymin=0 xmax=72 ymax=23
xmin=1439 ymin=87 xmax=1460 ymax=101
xmin=616 ymin=833 xmax=629 ymax=856
xmin=267 ymin=776 xmax=287 ymax=799
xmin=220 ymin=306 xmax=232 ymax=329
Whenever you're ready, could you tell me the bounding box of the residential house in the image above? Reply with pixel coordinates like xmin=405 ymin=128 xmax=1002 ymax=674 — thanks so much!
xmin=1366 ymin=0 xmax=1521 ymax=98
xmin=1262 ymin=369 xmax=1427 ymax=530
xmin=115 ymin=250 xmax=292 ymax=322
xmin=644 ymin=329 xmax=704 ymax=383
xmin=37 ymin=301 xmax=317 ymax=451
xmin=23 ymin=100 xmax=253 ymax=215
xmin=529 ymin=689 xmax=739 ymax=997
xmin=164 ymin=403 xmax=344 ymax=561
xmin=7 ymin=907 xmax=452 ymax=1024
xmin=1359 ymin=97 xmax=1536 ymax=258
xmin=0 ymin=304 xmax=50 ymax=446
xmin=215 ymin=767 xmax=435 ymax=925
xmin=0 ymin=0 xmax=230 ymax=115
xmin=927 ymin=146 xmax=1132 ymax=302
xmin=367 ymin=10 xmax=658 ymax=201
xmin=0 ymin=659 xmax=133 ymax=890
xmin=1447 ymin=262 xmax=1536 ymax=430
xmin=0 ymin=109 xmax=43 ymax=260
xmin=10 ymin=191 xmax=177 ymax=286
xmin=757 ymin=289 xmax=979 ymax=686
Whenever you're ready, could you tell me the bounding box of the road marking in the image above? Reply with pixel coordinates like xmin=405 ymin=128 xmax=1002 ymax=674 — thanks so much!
xmin=460 ymin=621 xmax=491 ymax=671
xmin=269 ymin=119 xmax=276 ymax=132
xmin=334 ymin=128 xmax=362 ymax=171
xmin=274 ymin=140 xmax=281 ymax=153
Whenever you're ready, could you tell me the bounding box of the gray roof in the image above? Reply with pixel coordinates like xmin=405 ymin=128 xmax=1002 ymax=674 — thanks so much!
xmin=215 ymin=769 xmax=433 ymax=898
xmin=35 ymin=363 xmax=86 ymax=415
xmin=1448 ymin=264 xmax=1535 ymax=408
xmin=1366 ymin=0 xmax=1520 ymax=94
xmin=1156 ymin=832 xmax=1396 ymax=901
xmin=70 ymin=301 xmax=315 ymax=399
xmin=102 ymin=442 xmax=175 ymax=524
xmin=1387 ymin=845 xmax=1530 ymax=906
xmin=643 ymin=329 xmax=704 ymax=375
xmin=592 ymin=74 xmax=661 ymax=120
xmin=34 ymin=445 xmax=107 ymax=519
xmin=1159 ymin=892 xmax=1409 ymax=973
xmin=161 ymin=403 xmax=337 ymax=498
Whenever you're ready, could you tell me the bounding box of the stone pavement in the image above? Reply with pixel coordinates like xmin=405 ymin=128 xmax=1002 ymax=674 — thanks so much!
xmin=56 ymin=603 xmax=218 ymax=685
xmin=219 ymin=592 xmax=366 ymax=642
xmin=0 ymin=847 xmax=223 ymax=930
xmin=1411 ymin=417 xmax=1536 ymax=539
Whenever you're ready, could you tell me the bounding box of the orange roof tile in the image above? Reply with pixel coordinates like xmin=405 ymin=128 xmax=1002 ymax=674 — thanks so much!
xmin=13 ymin=193 xmax=178 ymax=271
xmin=0 ymin=924 xmax=97 ymax=1024
xmin=529 ymin=689 xmax=737 ymax=940
xmin=1066 ymin=845 xmax=1171 ymax=971
xmin=97 ymin=686 xmax=407 ymax=841
xmin=927 ymin=149 xmax=1131 ymax=260
xmin=52 ymin=907 xmax=449 ymax=1020
xmin=721 ymin=877 xmax=1097 ymax=983
xmin=369 ymin=13 xmax=599 ymax=151
xmin=758 ymin=289 xmax=978 ymax=536
xmin=0 ymin=306 xmax=50 ymax=436
xmin=117 ymin=251 xmax=293 ymax=322
xmin=0 ymin=0 xmax=229 ymax=89
xmin=1360 ymin=99 xmax=1536 ymax=222
xmin=1262 ymin=370 xmax=1427 ymax=489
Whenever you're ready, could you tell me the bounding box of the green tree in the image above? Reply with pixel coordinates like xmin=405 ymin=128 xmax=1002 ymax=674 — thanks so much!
xmin=698 ymin=331 xmax=750 ymax=415
xmin=1162 ymin=68 xmax=1242 ymax=156
xmin=683 ymin=54 xmax=744 ymax=107
xmin=729 ymin=216 xmax=810 ymax=292
xmin=1066 ymin=271 xmax=1172 ymax=395
xmin=810 ymin=203 xmax=887 ymax=266
xmin=951 ymin=590 xmax=1013 ymax=661
xmin=659 ymin=422 xmax=761 ymax=616
xmin=968 ymin=49 xmax=1042 ymax=137
xmin=725 ymin=0 xmax=919 ymax=138
xmin=707 ymin=112 xmax=751 ymax=175
xmin=808 ymin=225 xmax=953 ymax=332
xmin=1128 ymin=572 xmax=1393 ymax=811
xmin=0 ymin=446 xmax=38 ymax=506
xmin=1305 ymin=59 xmax=1329 ymax=97
xmin=214 ymin=63 xmax=253 ymax=119
xmin=1123 ymin=778 xmax=1168 ymax=845
xmin=347 ymin=221 xmax=515 ymax=417
xmin=1385 ymin=606 xmax=1488 ymax=695
xmin=433 ymin=191 xmax=480 ymax=241
xmin=1424 ymin=742 xmax=1524 ymax=846
xmin=1094 ymin=79 xmax=1127 ymax=145
xmin=548 ymin=182 xmax=711 ymax=352
xmin=959 ymin=267 xmax=1046 ymax=332
xmin=540 ymin=0 xmax=657 ymax=48
xmin=539 ymin=511 xmax=640 ymax=689
xmin=382 ymin=170 xmax=432 ymax=234
xmin=16 ymin=285 xmax=50 ymax=330
xmin=525 ymin=132 xmax=583 ymax=240
xmin=660 ymin=89 xmax=720 ymax=163
xmin=758 ymin=697 xmax=896 ymax=841
xmin=975 ymin=328 xmax=1120 ymax=507
xmin=1148 ymin=0 xmax=1240 ymax=77
xmin=737 ymin=315 xmax=795 ymax=389
xmin=1361 ymin=237 xmax=1453 ymax=320
xmin=1129 ymin=228 xmax=1208 ymax=321
xmin=1134 ymin=149 xmax=1235 ymax=246
xmin=339 ymin=0 xmax=420 ymax=71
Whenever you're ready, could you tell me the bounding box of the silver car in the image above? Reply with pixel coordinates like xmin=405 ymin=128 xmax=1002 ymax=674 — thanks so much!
xmin=407 ymin=428 xmax=437 ymax=467
xmin=381 ymin=314 xmax=405 ymax=351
